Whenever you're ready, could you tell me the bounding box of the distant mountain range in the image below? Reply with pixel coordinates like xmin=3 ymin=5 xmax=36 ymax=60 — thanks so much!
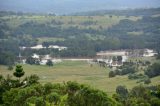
xmin=0 ymin=0 xmax=160 ymax=14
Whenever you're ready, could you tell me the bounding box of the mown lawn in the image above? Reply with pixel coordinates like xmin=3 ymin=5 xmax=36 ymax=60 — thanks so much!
xmin=0 ymin=60 xmax=159 ymax=95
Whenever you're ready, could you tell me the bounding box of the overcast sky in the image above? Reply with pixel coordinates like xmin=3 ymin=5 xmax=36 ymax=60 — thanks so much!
xmin=0 ymin=0 xmax=160 ymax=14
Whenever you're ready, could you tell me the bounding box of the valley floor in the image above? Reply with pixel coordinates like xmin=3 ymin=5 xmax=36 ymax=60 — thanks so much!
xmin=0 ymin=61 xmax=160 ymax=95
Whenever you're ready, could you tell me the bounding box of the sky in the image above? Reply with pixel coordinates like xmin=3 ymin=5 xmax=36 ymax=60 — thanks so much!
xmin=0 ymin=0 xmax=160 ymax=14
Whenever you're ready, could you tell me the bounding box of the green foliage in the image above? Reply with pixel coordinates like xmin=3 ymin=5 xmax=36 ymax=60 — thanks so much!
xmin=116 ymin=85 xmax=128 ymax=101
xmin=23 ymin=74 xmax=39 ymax=86
xmin=47 ymin=92 xmax=60 ymax=105
xmin=120 ymin=65 xmax=136 ymax=75
xmin=145 ymin=62 xmax=160 ymax=78
xmin=7 ymin=65 xmax=13 ymax=71
xmin=42 ymin=42 xmax=50 ymax=48
xmin=151 ymin=85 xmax=160 ymax=99
xmin=128 ymin=73 xmax=146 ymax=80
xmin=1 ymin=71 xmax=160 ymax=106
xmin=1 ymin=80 xmax=117 ymax=106
xmin=66 ymin=81 xmax=81 ymax=94
xmin=130 ymin=85 xmax=149 ymax=98
xmin=144 ymin=78 xmax=151 ymax=84
xmin=110 ymin=65 xmax=136 ymax=77
xmin=0 ymin=38 xmax=19 ymax=65
xmin=109 ymin=71 xmax=116 ymax=78
xmin=0 ymin=11 xmax=160 ymax=60
xmin=35 ymin=97 xmax=46 ymax=106
xmin=114 ymin=85 xmax=160 ymax=106
xmin=0 ymin=51 xmax=15 ymax=65
xmin=66 ymin=82 xmax=117 ymax=106
xmin=150 ymin=98 xmax=160 ymax=106
xmin=13 ymin=65 xmax=25 ymax=79
xmin=117 ymin=56 xmax=122 ymax=62
xmin=128 ymin=73 xmax=151 ymax=84
xmin=43 ymin=83 xmax=54 ymax=95
xmin=2 ymin=88 xmax=19 ymax=106
xmin=26 ymin=56 xmax=36 ymax=65
xmin=46 ymin=60 xmax=53 ymax=66
xmin=157 ymin=54 xmax=160 ymax=60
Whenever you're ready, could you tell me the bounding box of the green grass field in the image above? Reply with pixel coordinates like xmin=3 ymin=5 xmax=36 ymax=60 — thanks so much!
xmin=0 ymin=60 xmax=159 ymax=95
xmin=37 ymin=37 xmax=65 ymax=44
xmin=1 ymin=15 xmax=141 ymax=30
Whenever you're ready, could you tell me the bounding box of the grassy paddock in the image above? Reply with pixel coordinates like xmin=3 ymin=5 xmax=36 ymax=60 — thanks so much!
xmin=0 ymin=60 xmax=159 ymax=95
xmin=37 ymin=37 xmax=65 ymax=44
xmin=2 ymin=15 xmax=141 ymax=29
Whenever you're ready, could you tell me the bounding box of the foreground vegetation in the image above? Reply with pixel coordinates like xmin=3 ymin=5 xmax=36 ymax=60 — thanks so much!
xmin=0 ymin=64 xmax=160 ymax=106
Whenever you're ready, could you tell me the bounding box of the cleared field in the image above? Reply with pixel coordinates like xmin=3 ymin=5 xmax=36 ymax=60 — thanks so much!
xmin=37 ymin=37 xmax=65 ymax=44
xmin=0 ymin=61 xmax=159 ymax=95
xmin=2 ymin=15 xmax=141 ymax=29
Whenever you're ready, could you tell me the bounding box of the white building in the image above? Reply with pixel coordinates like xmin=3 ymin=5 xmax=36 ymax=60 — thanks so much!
xmin=143 ymin=49 xmax=157 ymax=57
xmin=20 ymin=44 xmax=67 ymax=51
xmin=32 ymin=53 xmax=40 ymax=59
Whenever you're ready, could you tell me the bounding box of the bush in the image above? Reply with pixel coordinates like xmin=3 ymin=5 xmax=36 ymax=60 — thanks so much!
xmin=35 ymin=97 xmax=45 ymax=106
xmin=128 ymin=73 xmax=147 ymax=80
xmin=144 ymin=78 xmax=151 ymax=84
xmin=109 ymin=71 xmax=116 ymax=78
xmin=115 ymin=69 xmax=121 ymax=75
xmin=150 ymin=98 xmax=160 ymax=106
xmin=7 ymin=65 xmax=13 ymax=71
xmin=116 ymin=85 xmax=128 ymax=98
xmin=121 ymin=66 xmax=136 ymax=75
xmin=26 ymin=56 xmax=36 ymax=65
xmin=46 ymin=60 xmax=53 ymax=66
xmin=145 ymin=62 xmax=160 ymax=78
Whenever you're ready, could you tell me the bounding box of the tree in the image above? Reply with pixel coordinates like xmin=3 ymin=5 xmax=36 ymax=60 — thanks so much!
xmin=116 ymin=85 xmax=128 ymax=98
xmin=144 ymin=78 xmax=151 ymax=84
xmin=46 ymin=60 xmax=53 ymax=66
xmin=13 ymin=65 xmax=25 ymax=80
xmin=121 ymin=66 xmax=136 ymax=75
xmin=117 ymin=56 xmax=122 ymax=62
xmin=109 ymin=71 xmax=116 ymax=78
xmin=42 ymin=42 xmax=49 ymax=48
xmin=145 ymin=62 xmax=160 ymax=78
xmin=35 ymin=97 xmax=45 ymax=106
xmin=23 ymin=74 xmax=39 ymax=86
xmin=26 ymin=56 xmax=36 ymax=65
xmin=112 ymin=56 xmax=117 ymax=61
xmin=47 ymin=92 xmax=60 ymax=106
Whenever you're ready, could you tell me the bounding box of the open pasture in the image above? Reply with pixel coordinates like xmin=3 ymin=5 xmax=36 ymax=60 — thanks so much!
xmin=0 ymin=60 xmax=159 ymax=95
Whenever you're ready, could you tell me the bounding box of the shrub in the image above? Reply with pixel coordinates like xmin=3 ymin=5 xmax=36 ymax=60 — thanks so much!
xmin=116 ymin=85 xmax=128 ymax=98
xmin=46 ymin=60 xmax=53 ymax=66
xmin=109 ymin=71 xmax=116 ymax=78
xmin=144 ymin=78 xmax=151 ymax=84
xmin=7 ymin=65 xmax=13 ymax=71
xmin=145 ymin=62 xmax=160 ymax=78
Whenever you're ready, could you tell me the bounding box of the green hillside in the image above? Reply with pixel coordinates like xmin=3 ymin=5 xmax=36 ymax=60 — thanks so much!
xmin=2 ymin=15 xmax=141 ymax=29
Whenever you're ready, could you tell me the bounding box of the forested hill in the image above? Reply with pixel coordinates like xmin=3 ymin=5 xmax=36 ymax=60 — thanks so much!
xmin=72 ymin=8 xmax=160 ymax=16
xmin=0 ymin=8 xmax=160 ymax=62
